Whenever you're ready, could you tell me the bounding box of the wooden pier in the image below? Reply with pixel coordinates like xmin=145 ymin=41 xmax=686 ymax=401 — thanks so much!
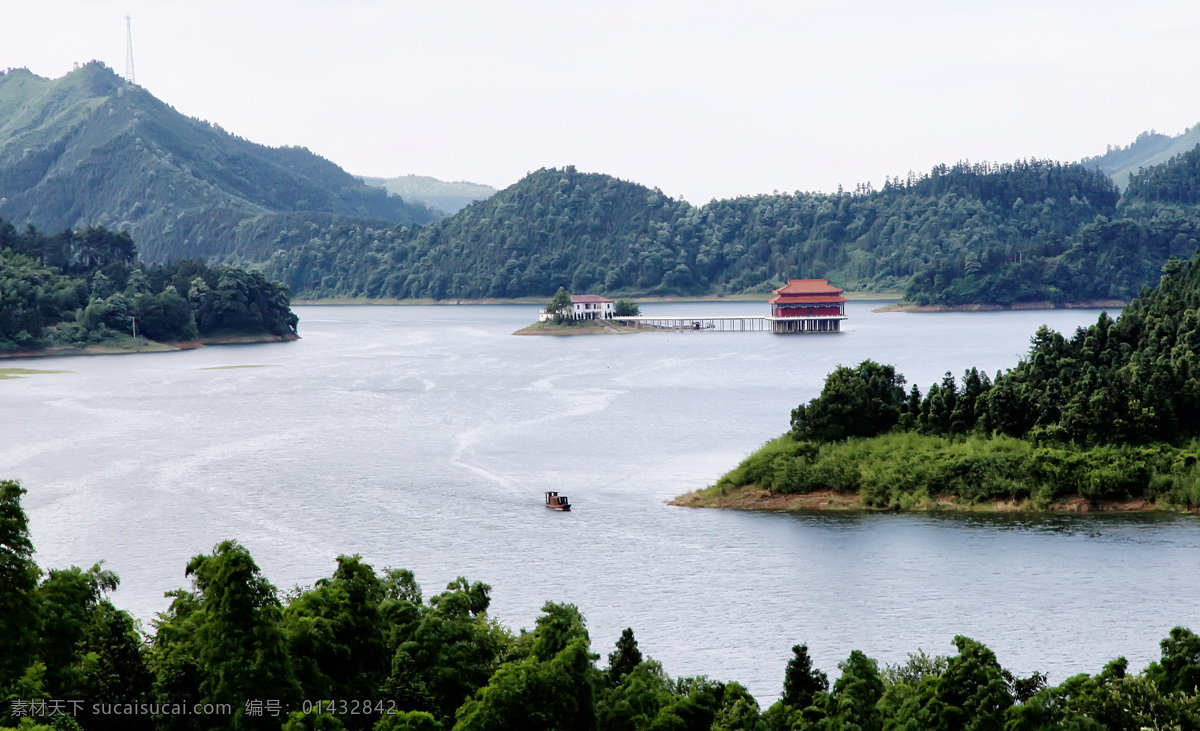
xmin=611 ymin=314 xmax=846 ymax=334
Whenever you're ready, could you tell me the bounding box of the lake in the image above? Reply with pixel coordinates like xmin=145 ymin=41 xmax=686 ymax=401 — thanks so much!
xmin=5 ymin=300 xmax=1199 ymax=703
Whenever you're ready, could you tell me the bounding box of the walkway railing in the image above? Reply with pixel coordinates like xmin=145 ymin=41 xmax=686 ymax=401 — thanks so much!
xmin=611 ymin=314 xmax=847 ymax=333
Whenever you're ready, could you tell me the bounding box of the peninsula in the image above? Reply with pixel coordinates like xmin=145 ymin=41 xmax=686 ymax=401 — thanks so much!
xmin=674 ymin=251 xmax=1200 ymax=514
xmin=0 ymin=220 xmax=299 ymax=359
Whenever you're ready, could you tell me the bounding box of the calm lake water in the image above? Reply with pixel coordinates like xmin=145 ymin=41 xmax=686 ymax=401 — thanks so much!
xmin=6 ymin=301 xmax=1199 ymax=702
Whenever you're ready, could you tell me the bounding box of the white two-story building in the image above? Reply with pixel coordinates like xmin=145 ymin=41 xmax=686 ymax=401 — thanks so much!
xmin=539 ymin=294 xmax=616 ymax=321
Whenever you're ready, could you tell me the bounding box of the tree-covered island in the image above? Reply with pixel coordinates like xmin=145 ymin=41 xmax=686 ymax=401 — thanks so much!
xmin=676 ymin=246 xmax=1200 ymax=513
xmin=4 ymin=480 xmax=1200 ymax=730
xmin=0 ymin=218 xmax=298 ymax=357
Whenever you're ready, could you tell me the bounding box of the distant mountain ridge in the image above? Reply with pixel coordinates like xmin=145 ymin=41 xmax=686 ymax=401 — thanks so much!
xmin=4 ymin=63 xmax=1200 ymax=306
xmin=359 ymin=175 xmax=497 ymax=215
xmin=0 ymin=62 xmax=436 ymax=262
xmin=1083 ymin=124 xmax=1200 ymax=191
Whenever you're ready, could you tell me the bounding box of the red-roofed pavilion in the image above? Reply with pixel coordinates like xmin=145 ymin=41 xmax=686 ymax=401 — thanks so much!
xmin=769 ymin=279 xmax=847 ymax=333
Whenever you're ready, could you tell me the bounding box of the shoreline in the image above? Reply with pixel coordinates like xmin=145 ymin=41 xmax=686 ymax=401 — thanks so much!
xmin=874 ymin=299 xmax=1128 ymax=313
xmin=0 ymin=332 xmax=299 ymax=360
xmin=293 ymin=290 xmax=906 ymax=306
xmin=512 ymin=320 xmax=643 ymax=336
xmin=670 ymin=484 xmax=1195 ymax=514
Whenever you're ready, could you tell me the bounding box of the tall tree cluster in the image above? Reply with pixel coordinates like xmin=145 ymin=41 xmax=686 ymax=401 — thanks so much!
xmin=0 ymin=218 xmax=298 ymax=351
xmin=792 ymin=247 xmax=1200 ymax=448
xmin=2 ymin=482 xmax=1200 ymax=730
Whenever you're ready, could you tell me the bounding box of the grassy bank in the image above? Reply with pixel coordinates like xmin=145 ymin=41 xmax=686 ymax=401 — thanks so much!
xmin=0 ymin=331 xmax=298 ymax=360
xmin=0 ymin=367 xmax=72 ymax=379
xmin=673 ymin=432 xmax=1200 ymax=513
xmin=513 ymin=320 xmax=641 ymax=336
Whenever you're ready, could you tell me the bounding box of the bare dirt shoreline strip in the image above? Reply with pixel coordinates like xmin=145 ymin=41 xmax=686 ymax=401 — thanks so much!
xmin=874 ymin=299 xmax=1128 ymax=313
xmin=670 ymin=484 xmax=1195 ymax=514
xmin=0 ymin=333 xmax=298 ymax=360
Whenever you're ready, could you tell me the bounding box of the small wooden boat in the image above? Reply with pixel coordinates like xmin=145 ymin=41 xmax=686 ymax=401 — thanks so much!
xmin=545 ymin=491 xmax=571 ymax=511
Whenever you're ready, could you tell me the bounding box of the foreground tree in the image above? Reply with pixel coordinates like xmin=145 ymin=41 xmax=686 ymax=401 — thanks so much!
xmin=546 ymin=287 xmax=573 ymax=323
xmin=606 ymin=628 xmax=643 ymax=687
xmin=454 ymin=602 xmax=599 ymax=731
xmin=152 ymin=540 xmax=300 ymax=730
xmin=0 ymin=480 xmax=40 ymax=704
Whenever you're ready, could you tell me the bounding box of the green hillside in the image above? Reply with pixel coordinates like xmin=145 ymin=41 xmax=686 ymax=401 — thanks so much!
xmin=5 ymin=63 xmax=1200 ymax=306
xmin=0 ymin=218 xmax=297 ymax=352
xmin=359 ymin=174 xmax=497 ymax=214
xmin=0 ymin=62 xmax=436 ymax=263
xmin=264 ymin=161 xmax=1199 ymax=304
xmin=1124 ymin=144 xmax=1200 ymax=206
xmin=1083 ymin=124 xmax=1200 ymax=191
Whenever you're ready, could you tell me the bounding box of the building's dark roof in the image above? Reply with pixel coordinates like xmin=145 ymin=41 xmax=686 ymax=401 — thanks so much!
xmin=570 ymin=294 xmax=613 ymax=304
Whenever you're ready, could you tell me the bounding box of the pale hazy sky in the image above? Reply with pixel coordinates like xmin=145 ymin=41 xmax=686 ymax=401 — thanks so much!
xmin=4 ymin=0 xmax=1199 ymax=202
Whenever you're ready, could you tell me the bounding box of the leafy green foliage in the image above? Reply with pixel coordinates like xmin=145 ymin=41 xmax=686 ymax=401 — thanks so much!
xmin=606 ymin=629 xmax=643 ymax=687
xmin=0 ymin=480 xmax=40 ymax=697
xmin=781 ymin=645 xmax=828 ymax=711
xmin=265 ymin=162 xmax=1140 ymax=304
xmin=545 ymin=287 xmax=572 ymax=323
xmin=0 ymin=218 xmax=297 ymax=350
xmin=163 ymin=540 xmax=301 ymax=729
xmin=790 ymin=361 xmax=907 ymax=442
xmin=3 ymin=485 xmax=1200 ymax=729
xmin=613 ymin=299 xmax=640 ymax=317
xmin=829 ymin=651 xmax=884 ymax=731
xmin=1125 ymin=144 xmax=1200 ymax=205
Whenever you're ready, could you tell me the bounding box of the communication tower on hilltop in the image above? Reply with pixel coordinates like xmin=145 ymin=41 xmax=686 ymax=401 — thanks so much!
xmin=124 ymin=14 xmax=136 ymax=85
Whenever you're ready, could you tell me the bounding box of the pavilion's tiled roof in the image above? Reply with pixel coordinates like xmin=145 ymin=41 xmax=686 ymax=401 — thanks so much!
xmin=772 ymin=279 xmax=844 ymax=295
xmin=772 ymin=293 xmax=848 ymax=304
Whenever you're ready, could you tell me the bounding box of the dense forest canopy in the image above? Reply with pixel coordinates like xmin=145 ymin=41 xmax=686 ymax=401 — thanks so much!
xmin=3 ymin=481 xmax=1200 ymax=730
xmin=265 ymin=159 xmax=1198 ymax=305
xmin=0 ymin=63 xmax=435 ymax=263
xmin=716 ymin=232 xmax=1200 ymax=511
xmin=1125 ymin=144 xmax=1200 ymax=206
xmin=0 ymin=217 xmax=297 ymax=351
xmin=5 ymin=65 xmax=1200 ymax=306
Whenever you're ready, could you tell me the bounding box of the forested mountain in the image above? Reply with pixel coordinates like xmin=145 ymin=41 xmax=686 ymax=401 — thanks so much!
xmin=1084 ymin=124 xmax=1200 ymax=190
xmin=0 ymin=218 xmax=296 ymax=351
xmin=4 ymin=481 xmax=1200 ymax=730
xmin=265 ymin=160 xmax=1200 ymax=305
xmin=5 ymin=62 xmax=1199 ymax=306
xmin=0 ymin=63 xmax=435 ymax=263
xmin=359 ymin=174 xmax=497 ymax=215
xmin=1124 ymin=144 xmax=1200 ymax=206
